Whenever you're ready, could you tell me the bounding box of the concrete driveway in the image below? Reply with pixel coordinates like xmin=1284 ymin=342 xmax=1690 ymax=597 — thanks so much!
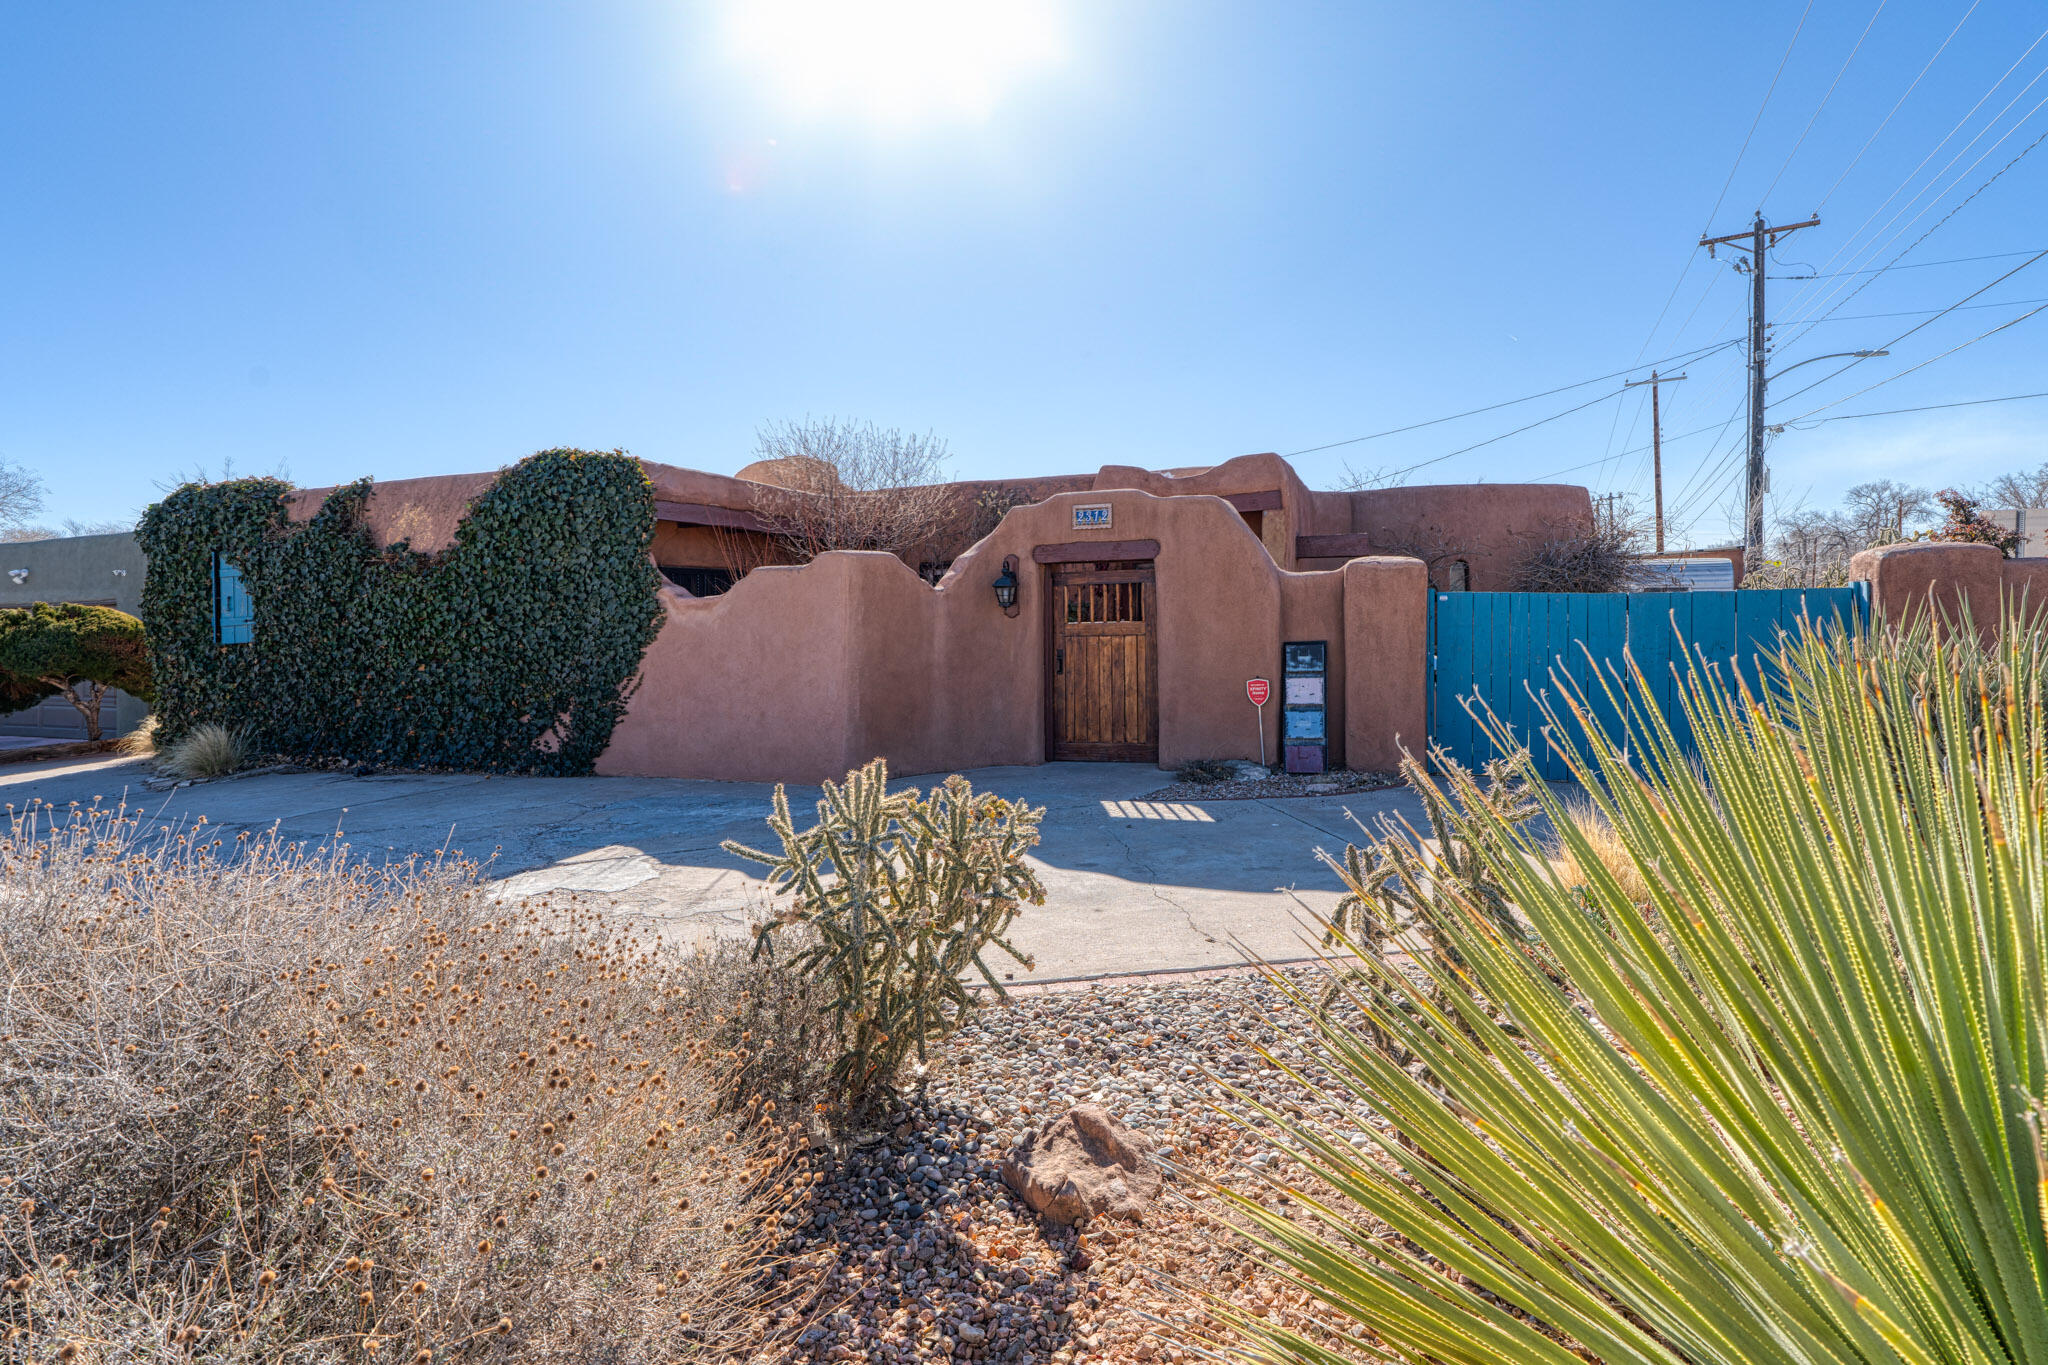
xmin=3 ymin=755 xmax=1432 ymax=981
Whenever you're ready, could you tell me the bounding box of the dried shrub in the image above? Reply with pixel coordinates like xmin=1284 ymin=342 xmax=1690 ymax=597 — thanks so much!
xmin=1175 ymin=759 xmax=1237 ymax=786
xmin=1510 ymin=519 xmax=1647 ymax=593
xmin=115 ymin=715 xmax=159 ymax=758
xmin=155 ymin=721 xmax=249 ymax=779
xmin=1546 ymin=796 xmax=1652 ymax=904
xmin=724 ymin=759 xmax=1045 ymax=1119
xmin=0 ymin=806 xmax=812 ymax=1363
xmin=670 ymin=933 xmax=834 ymax=1121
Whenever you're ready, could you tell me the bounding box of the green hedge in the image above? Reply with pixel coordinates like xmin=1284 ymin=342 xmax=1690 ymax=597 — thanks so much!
xmin=135 ymin=448 xmax=664 ymax=775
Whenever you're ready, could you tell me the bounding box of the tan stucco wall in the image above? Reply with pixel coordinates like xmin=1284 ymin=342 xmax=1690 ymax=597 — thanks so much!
xmin=1091 ymin=453 xmax=1315 ymax=569
xmin=598 ymin=489 xmax=1431 ymax=782
xmin=284 ymin=472 xmax=503 ymax=553
xmin=1342 ymin=557 xmax=1428 ymax=771
xmin=1850 ymin=540 xmax=2048 ymax=638
xmin=1299 ymin=483 xmax=1594 ymax=590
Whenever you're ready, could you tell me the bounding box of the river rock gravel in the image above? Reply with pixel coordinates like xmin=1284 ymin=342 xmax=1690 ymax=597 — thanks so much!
xmin=759 ymin=967 xmax=1379 ymax=1364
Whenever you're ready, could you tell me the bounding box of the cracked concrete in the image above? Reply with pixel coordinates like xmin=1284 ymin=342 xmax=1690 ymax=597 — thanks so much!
xmin=4 ymin=756 xmax=1434 ymax=980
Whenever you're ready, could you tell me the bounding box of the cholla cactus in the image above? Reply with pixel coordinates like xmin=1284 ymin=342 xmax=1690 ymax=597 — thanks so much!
xmin=724 ymin=759 xmax=1045 ymax=1116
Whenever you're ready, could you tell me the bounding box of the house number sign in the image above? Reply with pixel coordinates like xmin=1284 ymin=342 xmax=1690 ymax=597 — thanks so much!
xmin=1072 ymin=504 xmax=1112 ymax=530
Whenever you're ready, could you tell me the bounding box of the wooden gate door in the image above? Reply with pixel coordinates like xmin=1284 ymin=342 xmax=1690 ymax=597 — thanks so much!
xmin=1046 ymin=559 xmax=1158 ymax=761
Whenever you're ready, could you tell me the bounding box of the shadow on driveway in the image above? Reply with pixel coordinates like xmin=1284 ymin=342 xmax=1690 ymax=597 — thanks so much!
xmin=3 ymin=757 xmax=1437 ymax=979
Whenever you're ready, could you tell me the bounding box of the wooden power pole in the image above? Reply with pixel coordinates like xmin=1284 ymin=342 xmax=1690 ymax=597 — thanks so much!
xmin=1699 ymin=212 xmax=1821 ymax=554
xmin=1623 ymin=369 xmax=1686 ymax=553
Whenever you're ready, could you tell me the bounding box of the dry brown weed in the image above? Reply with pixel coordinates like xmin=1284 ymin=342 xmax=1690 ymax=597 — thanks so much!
xmin=0 ymin=802 xmax=821 ymax=1362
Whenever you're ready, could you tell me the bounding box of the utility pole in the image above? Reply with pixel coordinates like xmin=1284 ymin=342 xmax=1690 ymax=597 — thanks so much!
xmin=1623 ymin=369 xmax=1686 ymax=553
xmin=1699 ymin=212 xmax=1820 ymax=554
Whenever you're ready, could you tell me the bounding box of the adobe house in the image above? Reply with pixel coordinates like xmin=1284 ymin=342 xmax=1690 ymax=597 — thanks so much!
xmin=291 ymin=451 xmax=1589 ymax=782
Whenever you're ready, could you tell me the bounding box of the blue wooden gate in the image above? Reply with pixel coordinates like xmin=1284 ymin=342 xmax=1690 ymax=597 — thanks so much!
xmin=1427 ymin=586 xmax=1868 ymax=781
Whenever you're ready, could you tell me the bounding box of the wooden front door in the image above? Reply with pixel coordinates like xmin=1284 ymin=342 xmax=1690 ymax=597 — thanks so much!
xmin=1046 ymin=559 xmax=1158 ymax=761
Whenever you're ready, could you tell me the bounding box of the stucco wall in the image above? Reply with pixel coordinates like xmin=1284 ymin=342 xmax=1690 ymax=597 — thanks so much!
xmin=599 ymin=489 xmax=1431 ymax=782
xmin=1851 ymin=540 xmax=2048 ymax=637
xmin=1341 ymin=558 xmax=1428 ymax=771
xmin=1293 ymin=483 xmax=1594 ymax=590
xmin=285 ymin=472 xmax=502 ymax=554
xmin=0 ymin=531 xmax=151 ymax=738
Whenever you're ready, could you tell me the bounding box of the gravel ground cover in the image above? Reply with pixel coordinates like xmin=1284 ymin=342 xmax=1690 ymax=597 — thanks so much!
xmin=764 ymin=969 xmax=1375 ymax=1364
xmin=1140 ymin=769 xmax=1401 ymax=804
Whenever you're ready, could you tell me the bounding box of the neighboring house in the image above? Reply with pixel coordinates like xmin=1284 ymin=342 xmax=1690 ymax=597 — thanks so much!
xmin=0 ymin=531 xmax=150 ymax=741
xmin=227 ymin=451 xmax=1592 ymax=781
xmin=1983 ymin=509 xmax=2048 ymax=558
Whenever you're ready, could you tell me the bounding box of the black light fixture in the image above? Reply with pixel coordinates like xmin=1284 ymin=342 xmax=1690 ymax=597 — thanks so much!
xmin=992 ymin=556 xmax=1020 ymax=616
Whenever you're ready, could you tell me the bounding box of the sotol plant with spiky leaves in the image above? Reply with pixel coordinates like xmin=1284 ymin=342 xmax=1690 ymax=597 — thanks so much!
xmin=1211 ymin=614 xmax=2048 ymax=1365
xmin=725 ymin=759 xmax=1045 ymax=1117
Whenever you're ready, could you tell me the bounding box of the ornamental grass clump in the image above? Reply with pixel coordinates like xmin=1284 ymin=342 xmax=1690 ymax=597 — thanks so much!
xmin=0 ymin=804 xmax=813 ymax=1363
xmin=724 ymin=758 xmax=1045 ymax=1119
xmin=155 ymin=720 xmax=249 ymax=779
xmin=1213 ymin=613 xmax=2048 ymax=1365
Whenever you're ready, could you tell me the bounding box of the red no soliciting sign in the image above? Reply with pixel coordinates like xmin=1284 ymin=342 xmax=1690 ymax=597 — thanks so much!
xmin=1246 ymin=678 xmax=1271 ymax=707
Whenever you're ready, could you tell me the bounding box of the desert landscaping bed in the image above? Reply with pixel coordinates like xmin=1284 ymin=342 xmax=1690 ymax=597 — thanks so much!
xmin=766 ymin=969 xmax=1365 ymax=1364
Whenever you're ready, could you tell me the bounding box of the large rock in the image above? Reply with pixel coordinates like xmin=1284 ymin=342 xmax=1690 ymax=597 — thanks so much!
xmin=1000 ymin=1105 xmax=1162 ymax=1225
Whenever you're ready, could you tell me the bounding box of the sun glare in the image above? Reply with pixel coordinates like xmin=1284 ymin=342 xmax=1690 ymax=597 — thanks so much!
xmin=722 ymin=0 xmax=1065 ymax=124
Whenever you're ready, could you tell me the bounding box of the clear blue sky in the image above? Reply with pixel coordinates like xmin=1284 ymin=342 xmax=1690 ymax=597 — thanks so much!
xmin=6 ymin=2 xmax=2046 ymax=546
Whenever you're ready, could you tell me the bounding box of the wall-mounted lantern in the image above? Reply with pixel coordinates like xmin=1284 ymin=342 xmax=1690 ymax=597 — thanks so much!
xmin=992 ymin=557 xmax=1020 ymax=617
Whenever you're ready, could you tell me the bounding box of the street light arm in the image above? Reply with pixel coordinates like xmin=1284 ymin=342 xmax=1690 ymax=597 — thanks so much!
xmin=1767 ymin=350 xmax=1888 ymax=383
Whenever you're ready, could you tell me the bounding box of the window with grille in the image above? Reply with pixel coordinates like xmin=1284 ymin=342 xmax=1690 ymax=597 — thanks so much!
xmin=1065 ymin=579 xmax=1144 ymax=623
xmin=660 ymin=566 xmax=735 ymax=597
xmin=214 ymin=555 xmax=254 ymax=645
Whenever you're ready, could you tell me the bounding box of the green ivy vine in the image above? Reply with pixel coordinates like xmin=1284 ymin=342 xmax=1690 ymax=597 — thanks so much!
xmin=134 ymin=448 xmax=664 ymax=775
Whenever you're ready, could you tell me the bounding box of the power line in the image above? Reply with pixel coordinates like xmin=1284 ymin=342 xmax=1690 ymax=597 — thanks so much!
xmin=1377 ymin=388 xmax=1629 ymax=482
xmin=1813 ymin=1 xmax=1978 ymax=210
xmin=1781 ymin=295 xmax=2048 ymax=323
xmin=1281 ymin=338 xmax=1737 ymax=457
xmin=1772 ymin=248 xmax=2048 ymax=407
xmin=1783 ymin=390 xmax=2048 ymax=426
xmin=1761 ymin=0 xmax=1888 ymax=205
xmin=1701 ymin=0 xmax=1817 ymax=233
xmin=1777 ymin=247 xmax=2048 ymax=279
xmin=1777 ymin=301 xmax=2048 ymax=424
xmin=1778 ymin=66 xmax=2048 ymax=341
xmin=1782 ymin=20 xmax=2047 ymax=305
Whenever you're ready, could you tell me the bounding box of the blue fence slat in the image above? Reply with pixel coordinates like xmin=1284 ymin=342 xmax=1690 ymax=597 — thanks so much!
xmin=1624 ymin=594 xmax=1674 ymax=766
xmin=1545 ymin=594 xmax=1579 ymax=782
xmin=1682 ymin=590 xmax=1734 ymax=753
xmin=1506 ymin=592 xmax=1534 ymax=769
xmin=1583 ymin=592 xmax=1628 ymax=766
xmin=1734 ymin=590 xmax=1785 ymax=703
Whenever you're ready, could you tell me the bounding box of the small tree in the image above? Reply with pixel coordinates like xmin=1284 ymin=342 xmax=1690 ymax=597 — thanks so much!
xmin=1841 ymin=477 xmax=1934 ymax=544
xmin=1931 ymin=487 xmax=2022 ymax=556
xmin=1978 ymin=460 xmax=2048 ymax=510
xmin=0 ymin=603 xmax=153 ymax=740
xmin=0 ymin=458 xmax=46 ymax=538
xmin=749 ymin=417 xmax=959 ymax=564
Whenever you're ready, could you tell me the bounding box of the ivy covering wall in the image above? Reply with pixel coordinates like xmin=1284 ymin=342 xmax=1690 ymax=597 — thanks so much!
xmin=135 ymin=448 xmax=664 ymax=775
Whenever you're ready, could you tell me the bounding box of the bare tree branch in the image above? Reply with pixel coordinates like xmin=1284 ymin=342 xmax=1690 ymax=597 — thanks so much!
xmin=749 ymin=418 xmax=959 ymax=564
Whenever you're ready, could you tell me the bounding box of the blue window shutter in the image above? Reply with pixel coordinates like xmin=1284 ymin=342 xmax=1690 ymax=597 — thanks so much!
xmin=215 ymin=554 xmax=254 ymax=645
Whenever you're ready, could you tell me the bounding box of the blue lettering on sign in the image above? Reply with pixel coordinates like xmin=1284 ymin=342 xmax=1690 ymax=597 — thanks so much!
xmin=1073 ymin=505 xmax=1112 ymax=529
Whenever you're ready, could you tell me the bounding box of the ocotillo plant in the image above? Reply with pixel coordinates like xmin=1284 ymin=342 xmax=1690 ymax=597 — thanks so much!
xmin=724 ymin=759 xmax=1045 ymax=1117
